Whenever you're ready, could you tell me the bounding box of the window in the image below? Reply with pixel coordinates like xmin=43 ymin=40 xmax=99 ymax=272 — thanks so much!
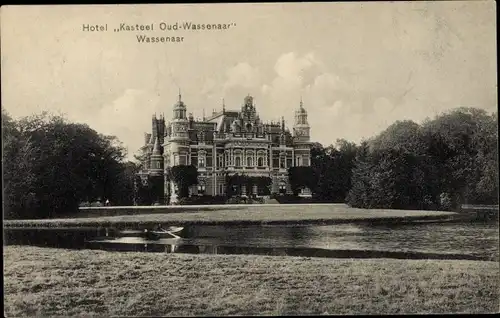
xmin=235 ymin=156 xmax=241 ymax=167
xmin=258 ymin=157 xmax=264 ymax=167
xmin=273 ymin=158 xmax=279 ymax=168
xmin=279 ymin=183 xmax=287 ymax=194
xmin=280 ymin=155 xmax=286 ymax=169
xmin=179 ymin=155 xmax=187 ymax=165
xmin=247 ymin=156 xmax=253 ymax=167
xmin=296 ymin=156 xmax=302 ymax=166
xmin=199 ymin=157 xmax=205 ymax=168
xmin=198 ymin=184 xmax=206 ymax=194
xmin=218 ymin=155 xmax=223 ymax=168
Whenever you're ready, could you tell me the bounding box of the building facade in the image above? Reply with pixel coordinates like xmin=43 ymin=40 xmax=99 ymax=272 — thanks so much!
xmin=137 ymin=94 xmax=312 ymax=204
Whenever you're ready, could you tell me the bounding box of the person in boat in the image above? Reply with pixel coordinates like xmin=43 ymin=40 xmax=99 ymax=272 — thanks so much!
xmin=154 ymin=224 xmax=165 ymax=232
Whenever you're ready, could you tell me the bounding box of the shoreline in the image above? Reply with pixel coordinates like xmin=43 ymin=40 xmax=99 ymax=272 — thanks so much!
xmin=3 ymin=204 xmax=460 ymax=229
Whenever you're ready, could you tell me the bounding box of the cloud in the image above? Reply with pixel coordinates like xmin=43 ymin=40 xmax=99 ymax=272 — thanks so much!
xmin=259 ymin=52 xmax=348 ymax=128
xmin=82 ymin=89 xmax=161 ymax=158
xmin=274 ymin=52 xmax=316 ymax=79
xmin=223 ymin=62 xmax=261 ymax=92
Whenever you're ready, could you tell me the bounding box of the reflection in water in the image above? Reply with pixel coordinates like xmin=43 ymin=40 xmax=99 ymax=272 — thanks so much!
xmin=178 ymin=222 xmax=499 ymax=259
xmin=5 ymin=221 xmax=499 ymax=261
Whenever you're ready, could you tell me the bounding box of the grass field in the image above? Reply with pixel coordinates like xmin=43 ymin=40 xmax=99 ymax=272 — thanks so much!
xmin=4 ymin=246 xmax=499 ymax=316
xmin=4 ymin=204 xmax=458 ymax=229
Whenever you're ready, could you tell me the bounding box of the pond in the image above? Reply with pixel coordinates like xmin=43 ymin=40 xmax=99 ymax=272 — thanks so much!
xmin=4 ymin=220 xmax=498 ymax=261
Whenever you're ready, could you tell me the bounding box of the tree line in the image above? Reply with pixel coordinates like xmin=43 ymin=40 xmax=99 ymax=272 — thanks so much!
xmin=298 ymin=107 xmax=498 ymax=210
xmin=2 ymin=110 xmax=137 ymax=219
xmin=2 ymin=106 xmax=497 ymax=219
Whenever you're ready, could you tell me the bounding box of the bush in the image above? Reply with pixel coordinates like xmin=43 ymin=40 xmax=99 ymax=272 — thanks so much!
xmin=271 ymin=194 xmax=319 ymax=204
xmin=177 ymin=195 xmax=226 ymax=205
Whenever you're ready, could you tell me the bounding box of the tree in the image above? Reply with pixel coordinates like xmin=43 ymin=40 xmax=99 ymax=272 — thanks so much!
xmin=3 ymin=111 xmax=132 ymax=219
xmin=346 ymin=141 xmax=375 ymax=208
xmin=368 ymin=120 xmax=425 ymax=154
xmin=310 ymin=139 xmax=358 ymax=202
xmin=347 ymin=107 xmax=498 ymax=210
xmin=110 ymin=161 xmax=139 ymax=205
xmin=287 ymin=166 xmax=317 ymax=196
xmin=422 ymin=108 xmax=498 ymax=206
xmin=169 ymin=165 xmax=198 ymax=199
xmin=224 ymin=174 xmax=271 ymax=197
xmin=2 ymin=109 xmax=38 ymax=219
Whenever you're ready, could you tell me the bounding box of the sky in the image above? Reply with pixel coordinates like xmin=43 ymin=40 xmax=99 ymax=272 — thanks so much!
xmin=1 ymin=2 xmax=497 ymax=160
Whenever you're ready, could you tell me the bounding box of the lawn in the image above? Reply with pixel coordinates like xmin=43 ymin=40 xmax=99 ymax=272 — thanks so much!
xmin=3 ymin=204 xmax=458 ymax=229
xmin=4 ymin=246 xmax=499 ymax=316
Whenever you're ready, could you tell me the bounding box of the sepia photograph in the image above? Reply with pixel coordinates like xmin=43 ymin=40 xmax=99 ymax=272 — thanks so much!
xmin=2 ymin=1 xmax=499 ymax=316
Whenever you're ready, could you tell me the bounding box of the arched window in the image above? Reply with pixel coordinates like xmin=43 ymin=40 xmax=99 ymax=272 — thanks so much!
xmin=247 ymin=156 xmax=253 ymax=167
xmin=258 ymin=157 xmax=264 ymax=167
xmin=234 ymin=150 xmax=242 ymax=167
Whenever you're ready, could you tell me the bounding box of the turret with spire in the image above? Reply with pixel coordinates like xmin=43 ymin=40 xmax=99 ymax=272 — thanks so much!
xmin=293 ymin=96 xmax=310 ymax=141
xmin=150 ymin=136 xmax=163 ymax=173
xmin=173 ymin=88 xmax=187 ymax=121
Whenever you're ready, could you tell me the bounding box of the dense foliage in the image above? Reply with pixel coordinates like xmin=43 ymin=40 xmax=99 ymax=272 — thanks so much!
xmin=2 ymin=110 xmax=137 ymax=219
xmin=346 ymin=108 xmax=498 ymax=210
xmin=135 ymin=175 xmax=164 ymax=205
xmin=310 ymin=139 xmax=358 ymax=202
xmin=225 ymin=174 xmax=272 ymax=197
xmin=287 ymin=166 xmax=317 ymax=196
xmin=168 ymin=165 xmax=198 ymax=198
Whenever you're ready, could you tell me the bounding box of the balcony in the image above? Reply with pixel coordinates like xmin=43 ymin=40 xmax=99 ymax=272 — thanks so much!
xmin=214 ymin=133 xmax=227 ymax=140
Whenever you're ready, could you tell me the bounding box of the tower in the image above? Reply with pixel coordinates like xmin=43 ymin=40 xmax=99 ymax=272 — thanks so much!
xmin=241 ymin=95 xmax=257 ymax=131
xmin=150 ymin=136 xmax=163 ymax=174
xmin=293 ymin=97 xmax=310 ymax=142
xmin=163 ymin=91 xmax=190 ymax=204
xmin=169 ymin=91 xmax=190 ymax=142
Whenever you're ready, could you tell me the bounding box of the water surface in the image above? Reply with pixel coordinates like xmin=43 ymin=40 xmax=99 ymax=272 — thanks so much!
xmin=6 ymin=220 xmax=497 ymax=261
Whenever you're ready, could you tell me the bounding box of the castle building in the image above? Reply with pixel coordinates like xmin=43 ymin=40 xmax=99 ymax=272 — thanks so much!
xmin=137 ymin=94 xmax=312 ymax=204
